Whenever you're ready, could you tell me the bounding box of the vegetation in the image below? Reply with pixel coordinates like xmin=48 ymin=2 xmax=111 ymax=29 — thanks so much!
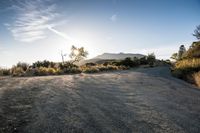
xmin=193 ymin=25 xmax=200 ymax=40
xmin=0 ymin=54 xmax=158 ymax=77
xmin=193 ymin=72 xmax=200 ymax=87
xmin=146 ymin=53 xmax=156 ymax=67
xmin=171 ymin=53 xmax=178 ymax=61
xmin=0 ymin=44 xmax=159 ymax=77
xmin=183 ymin=42 xmax=200 ymax=59
xmin=172 ymin=48 xmax=200 ymax=85
xmin=171 ymin=26 xmax=200 ymax=87
xmin=69 ymin=45 xmax=88 ymax=64
xmin=81 ymin=64 xmax=128 ymax=73
xmin=0 ymin=68 xmax=10 ymax=76
xmin=171 ymin=45 xmax=186 ymax=61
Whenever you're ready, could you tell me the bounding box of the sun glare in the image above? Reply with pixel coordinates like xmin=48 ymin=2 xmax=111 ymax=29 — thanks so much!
xmin=74 ymin=49 xmax=79 ymax=55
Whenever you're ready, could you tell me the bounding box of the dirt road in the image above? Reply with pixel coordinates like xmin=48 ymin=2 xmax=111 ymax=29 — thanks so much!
xmin=0 ymin=67 xmax=200 ymax=133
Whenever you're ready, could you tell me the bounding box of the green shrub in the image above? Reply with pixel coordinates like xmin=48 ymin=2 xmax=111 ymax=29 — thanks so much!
xmin=138 ymin=56 xmax=148 ymax=65
xmin=16 ymin=62 xmax=29 ymax=71
xmin=120 ymin=57 xmax=135 ymax=67
xmin=147 ymin=53 xmax=156 ymax=67
xmin=32 ymin=60 xmax=56 ymax=68
xmin=85 ymin=62 xmax=96 ymax=66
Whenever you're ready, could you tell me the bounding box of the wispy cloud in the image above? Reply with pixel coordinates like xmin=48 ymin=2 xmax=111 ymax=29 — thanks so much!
xmin=48 ymin=26 xmax=74 ymax=42
xmin=110 ymin=14 xmax=117 ymax=22
xmin=6 ymin=0 xmax=59 ymax=42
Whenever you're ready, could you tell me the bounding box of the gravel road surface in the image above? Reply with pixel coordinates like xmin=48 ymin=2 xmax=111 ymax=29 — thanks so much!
xmin=0 ymin=67 xmax=200 ymax=133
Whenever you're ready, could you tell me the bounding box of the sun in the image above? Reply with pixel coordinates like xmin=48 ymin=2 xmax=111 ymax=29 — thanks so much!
xmin=74 ymin=49 xmax=79 ymax=55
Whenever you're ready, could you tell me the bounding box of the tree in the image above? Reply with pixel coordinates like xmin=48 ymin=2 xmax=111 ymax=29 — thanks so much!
xmin=170 ymin=53 xmax=178 ymax=61
xmin=120 ymin=57 xmax=134 ymax=67
xmin=147 ymin=53 xmax=156 ymax=67
xmin=61 ymin=51 xmax=67 ymax=64
xmin=16 ymin=62 xmax=29 ymax=71
xmin=69 ymin=45 xmax=88 ymax=64
xmin=178 ymin=45 xmax=186 ymax=60
xmin=193 ymin=25 xmax=200 ymax=40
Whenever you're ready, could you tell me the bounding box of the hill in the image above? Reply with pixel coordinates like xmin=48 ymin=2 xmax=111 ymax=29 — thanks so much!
xmin=94 ymin=53 xmax=145 ymax=60
xmin=78 ymin=53 xmax=145 ymax=65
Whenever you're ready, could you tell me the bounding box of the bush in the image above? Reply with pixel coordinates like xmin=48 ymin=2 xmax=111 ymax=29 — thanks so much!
xmin=118 ymin=65 xmax=129 ymax=70
xmin=97 ymin=65 xmax=108 ymax=71
xmin=25 ymin=68 xmax=37 ymax=76
xmin=11 ymin=66 xmax=25 ymax=77
xmin=183 ymin=41 xmax=200 ymax=59
xmin=16 ymin=62 xmax=29 ymax=71
xmin=172 ymin=69 xmax=185 ymax=79
xmin=147 ymin=53 xmax=156 ymax=67
xmin=82 ymin=67 xmax=99 ymax=73
xmin=120 ymin=57 xmax=135 ymax=67
xmin=85 ymin=62 xmax=96 ymax=66
xmin=59 ymin=62 xmax=78 ymax=69
xmin=32 ymin=60 xmax=56 ymax=68
xmin=62 ymin=67 xmax=82 ymax=74
xmin=34 ymin=67 xmax=59 ymax=76
xmin=81 ymin=64 xmax=128 ymax=74
xmin=0 ymin=68 xmax=10 ymax=76
xmin=106 ymin=65 xmax=118 ymax=71
xmin=139 ymin=56 xmax=148 ymax=65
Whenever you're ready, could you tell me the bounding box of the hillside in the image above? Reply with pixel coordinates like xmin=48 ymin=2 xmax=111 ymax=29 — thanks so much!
xmin=78 ymin=53 xmax=145 ymax=65
xmin=94 ymin=53 xmax=145 ymax=59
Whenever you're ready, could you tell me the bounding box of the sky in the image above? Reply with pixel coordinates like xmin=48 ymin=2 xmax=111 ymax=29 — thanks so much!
xmin=0 ymin=0 xmax=200 ymax=67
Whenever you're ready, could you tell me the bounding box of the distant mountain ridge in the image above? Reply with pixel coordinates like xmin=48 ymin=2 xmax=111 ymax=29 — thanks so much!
xmin=78 ymin=52 xmax=145 ymax=65
xmin=94 ymin=52 xmax=145 ymax=60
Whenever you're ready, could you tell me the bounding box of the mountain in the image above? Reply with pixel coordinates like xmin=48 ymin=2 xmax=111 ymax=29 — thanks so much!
xmin=78 ymin=53 xmax=145 ymax=65
xmin=94 ymin=52 xmax=145 ymax=60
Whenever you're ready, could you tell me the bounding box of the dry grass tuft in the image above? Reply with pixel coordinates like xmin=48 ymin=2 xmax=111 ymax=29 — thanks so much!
xmin=193 ymin=72 xmax=200 ymax=87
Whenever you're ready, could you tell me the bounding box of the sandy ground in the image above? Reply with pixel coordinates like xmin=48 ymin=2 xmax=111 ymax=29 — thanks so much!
xmin=0 ymin=66 xmax=200 ymax=133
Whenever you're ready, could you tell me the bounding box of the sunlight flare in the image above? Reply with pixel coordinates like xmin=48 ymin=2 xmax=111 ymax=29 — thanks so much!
xmin=47 ymin=26 xmax=80 ymax=44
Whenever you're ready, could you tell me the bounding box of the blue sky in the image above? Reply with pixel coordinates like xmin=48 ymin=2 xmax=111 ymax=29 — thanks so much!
xmin=0 ymin=0 xmax=200 ymax=67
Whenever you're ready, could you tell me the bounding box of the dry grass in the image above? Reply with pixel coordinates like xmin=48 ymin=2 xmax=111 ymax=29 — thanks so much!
xmin=172 ymin=58 xmax=200 ymax=87
xmin=193 ymin=71 xmax=200 ymax=87
xmin=174 ymin=58 xmax=200 ymax=70
xmin=81 ymin=64 xmax=128 ymax=73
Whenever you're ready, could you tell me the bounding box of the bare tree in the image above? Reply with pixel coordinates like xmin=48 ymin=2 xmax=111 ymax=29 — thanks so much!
xmin=170 ymin=53 xmax=178 ymax=61
xmin=193 ymin=25 xmax=200 ymax=40
xmin=61 ymin=51 xmax=67 ymax=64
xmin=69 ymin=45 xmax=88 ymax=64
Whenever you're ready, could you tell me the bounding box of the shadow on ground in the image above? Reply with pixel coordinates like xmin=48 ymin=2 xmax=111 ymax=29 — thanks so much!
xmin=0 ymin=66 xmax=200 ymax=133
